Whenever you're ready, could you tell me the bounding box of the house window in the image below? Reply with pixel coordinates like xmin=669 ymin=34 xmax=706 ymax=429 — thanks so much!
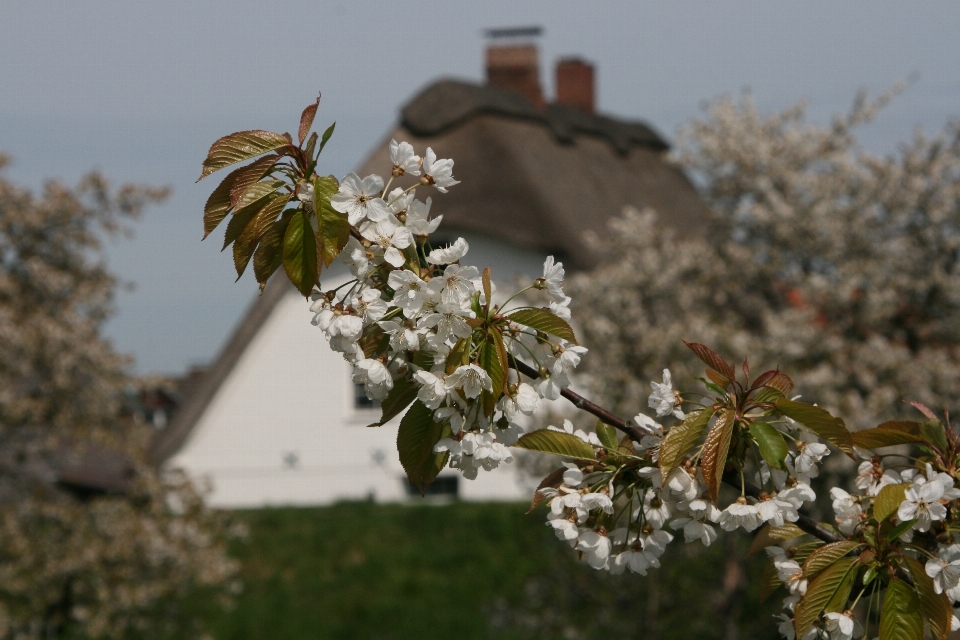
xmin=405 ymin=475 xmax=458 ymax=498
xmin=354 ymin=382 xmax=379 ymax=410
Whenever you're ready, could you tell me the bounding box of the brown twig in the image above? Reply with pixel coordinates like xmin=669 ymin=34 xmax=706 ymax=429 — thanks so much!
xmin=509 ymin=358 xmax=844 ymax=544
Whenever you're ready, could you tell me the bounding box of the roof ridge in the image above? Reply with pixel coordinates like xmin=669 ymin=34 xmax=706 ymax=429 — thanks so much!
xmin=400 ymin=78 xmax=669 ymax=155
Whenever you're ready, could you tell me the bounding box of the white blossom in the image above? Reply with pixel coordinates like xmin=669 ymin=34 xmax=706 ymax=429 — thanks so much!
xmin=446 ymin=364 xmax=492 ymax=399
xmin=426 ymin=237 xmax=469 ymax=265
xmin=389 ymin=139 xmax=421 ymax=176
xmin=649 ymin=369 xmax=684 ymax=420
xmin=421 ymin=147 xmax=459 ymax=192
xmin=330 ymin=173 xmax=391 ymax=225
xmin=719 ymin=500 xmax=763 ymax=532
xmin=359 ymin=216 xmax=413 ymax=268
xmin=540 ymin=256 xmax=566 ymax=302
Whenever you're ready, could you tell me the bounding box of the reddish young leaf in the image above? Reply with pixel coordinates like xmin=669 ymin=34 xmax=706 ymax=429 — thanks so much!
xmin=764 ymin=372 xmax=795 ymax=396
xmin=202 ymin=166 xmax=243 ymax=239
xmin=229 ymin=154 xmax=281 ymax=208
xmin=683 ymin=341 xmax=735 ymax=379
xmin=910 ymin=401 xmax=938 ymax=421
xmin=750 ymin=369 xmax=780 ymax=391
xmin=198 ymin=129 xmax=290 ymax=181
xmin=705 ymin=369 xmax=732 ymax=388
xmin=298 ymin=94 xmax=320 ymax=146
xmin=700 ymin=409 xmax=736 ymax=503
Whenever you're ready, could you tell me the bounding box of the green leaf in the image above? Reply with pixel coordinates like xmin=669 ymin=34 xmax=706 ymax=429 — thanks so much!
xmin=749 ymin=422 xmax=789 ymax=471
xmin=880 ymin=577 xmax=924 ymax=640
xmin=282 ymin=210 xmax=319 ymax=296
xmin=445 ymin=338 xmax=471 ymax=374
xmin=884 ymin=518 xmax=916 ymax=542
xmin=312 ymin=175 xmax=350 ymax=267
xmin=233 ymin=192 xmax=290 ymax=279
xmin=852 ymin=421 xmax=924 ymax=449
xmin=775 ymin=399 xmax=854 ymax=456
xmin=479 ymin=336 xmax=505 ymax=416
xmin=221 ymin=199 xmax=264 ymax=251
xmin=508 ymin=308 xmax=578 ymax=344
xmin=198 ymin=129 xmax=291 ymax=181
xmin=368 ymin=375 xmax=419 ymax=428
xmin=203 ymin=165 xmax=243 ymax=239
xmin=298 ymin=96 xmax=320 ymax=146
xmin=595 ymin=422 xmax=619 ymax=450
xmin=802 ymin=541 xmax=860 ymax=578
xmin=759 ymin=557 xmax=783 ymax=603
xmin=229 ymin=155 xmax=281 ymax=208
xmin=747 ymin=523 xmax=806 ymax=557
xmin=397 ymin=400 xmax=450 ymax=492
xmin=920 ymin=418 xmax=949 ymax=452
xmin=794 ymin=557 xmax=858 ymax=637
xmin=252 ymin=211 xmax=292 ymax=287
xmin=903 ymin=556 xmax=953 ymax=640
xmin=658 ymin=409 xmax=713 ymax=482
xmin=874 ymin=483 xmax=909 ymax=523
xmin=513 ymin=429 xmax=596 ymax=460
xmin=792 ymin=541 xmax=825 ymax=566
xmin=683 ymin=341 xmax=735 ymax=379
xmin=700 ymin=409 xmax=736 ymax=503
xmin=318 ymin=122 xmax=336 ymax=155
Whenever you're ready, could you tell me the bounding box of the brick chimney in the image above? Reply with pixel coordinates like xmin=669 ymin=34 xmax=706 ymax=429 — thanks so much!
xmin=555 ymin=58 xmax=595 ymax=115
xmin=485 ymin=41 xmax=545 ymax=109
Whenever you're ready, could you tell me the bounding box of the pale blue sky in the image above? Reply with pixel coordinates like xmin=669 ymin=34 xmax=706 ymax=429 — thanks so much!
xmin=2 ymin=1 xmax=959 ymax=374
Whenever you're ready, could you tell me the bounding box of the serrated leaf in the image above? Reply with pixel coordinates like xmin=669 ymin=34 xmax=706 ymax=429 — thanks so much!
xmin=198 ymin=129 xmax=290 ymax=181
xmin=298 ymin=95 xmax=320 ymax=146
xmin=683 ymin=341 xmax=735 ymax=379
xmin=659 ymin=409 xmax=713 ymax=482
xmin=528 ymin=468 xmax=566 ymax=513
xmin=880 ymin=577 xmax=924 ymax=640
xmin=222 ymin=199 xmax=264 ymax=251
xmin=397 ymin=400 xmax=450 ymax=492
xmin=775 ymin=399 xmax=854 ymax=456
xmin=595 ymin=422 xmax=619 ymax=450
xmin=852 ymin=421 xmax=925 ymax=449
xmin=759 ymin=557 xmax=783 ymax=603
xmin=203 ymin=165 xmax=243 ymax=239
xmin=253 ymin=211 xmax=292 ymax=287
xmin=794 ymin=558 xmax=858 ymax=637
xmin=233 ymin=192 xmax=290 ymax=279
xmin=747 ymin=523 xmax=806 ymax=557
xmin=318 ymin=122 xmax=335 ymax=155
xmin=701 ymin=409 xmax=735 ymax=503
xmin=764 ymin=372 xmax=794 ymax=396
xmin=753 ymin=386 xmax=786 ymax=405
xmin=368 ymin=375 xmax=418 ymax=428
xmin=513 ymin=429 xmax=596 ymax=460
xmin=508 ymin=308 xmax=578 ymax=344
xmin=792 ymin=541 xmax=824 ymax=566
xmin=282 ymin=209 xmax=319 ymax=296
xmin=312 ymin=175 xmax=350 ymax=266
xmin=903 ymin=556 xmax=952 ymax=640
xmin=749 ymin=421 xmax=789 ymax=471
xmin=359 ymin=325 xmax=387 ymax=359
xmin=874 ymin=483 xmax=908 ymax=523
xmin=229 ymin=155 xmax=281 ymax=208
xmin=802 ymin=541 xmax=860 ymax=578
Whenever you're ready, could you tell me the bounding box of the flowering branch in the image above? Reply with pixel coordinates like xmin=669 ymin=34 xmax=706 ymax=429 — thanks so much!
xmin=196 ymin=98 xmax=960 ymax=640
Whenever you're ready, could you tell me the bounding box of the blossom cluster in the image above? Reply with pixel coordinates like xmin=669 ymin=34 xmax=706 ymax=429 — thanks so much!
xmin=539 ymin=371 xmax=822 ymax=578
xmin=307 ymin=140 xmax=584 ymax=479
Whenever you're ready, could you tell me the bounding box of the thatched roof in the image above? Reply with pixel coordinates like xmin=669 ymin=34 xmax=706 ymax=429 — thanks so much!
xmin=358 ymin=79 xmax=708 ymax=270
xmin=150 ymin=78 xmax=709 ymax=464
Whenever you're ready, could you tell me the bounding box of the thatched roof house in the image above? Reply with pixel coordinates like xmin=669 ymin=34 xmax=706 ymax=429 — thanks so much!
xmin=149 ymin=41 xmax=709 ymax=506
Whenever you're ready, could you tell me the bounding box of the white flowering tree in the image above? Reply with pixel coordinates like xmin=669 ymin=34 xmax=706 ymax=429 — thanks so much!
xmin=198 ymin=96 xmax=960 ymax=640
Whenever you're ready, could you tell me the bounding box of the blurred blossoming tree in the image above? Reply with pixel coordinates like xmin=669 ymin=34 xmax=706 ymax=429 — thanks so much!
xmin=0 ymin=156 xmax=240 ymax=639
xmin=572 ymin=88 xmax=960 ymax=430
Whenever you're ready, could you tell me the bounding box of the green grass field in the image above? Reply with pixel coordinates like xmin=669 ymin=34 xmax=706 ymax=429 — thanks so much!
xmin=199 ymin=501 xmax=780 ymax=640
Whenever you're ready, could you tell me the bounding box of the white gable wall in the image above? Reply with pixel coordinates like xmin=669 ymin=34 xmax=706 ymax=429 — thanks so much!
xmin=168 ymin=233 xmax=554 ymax=508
